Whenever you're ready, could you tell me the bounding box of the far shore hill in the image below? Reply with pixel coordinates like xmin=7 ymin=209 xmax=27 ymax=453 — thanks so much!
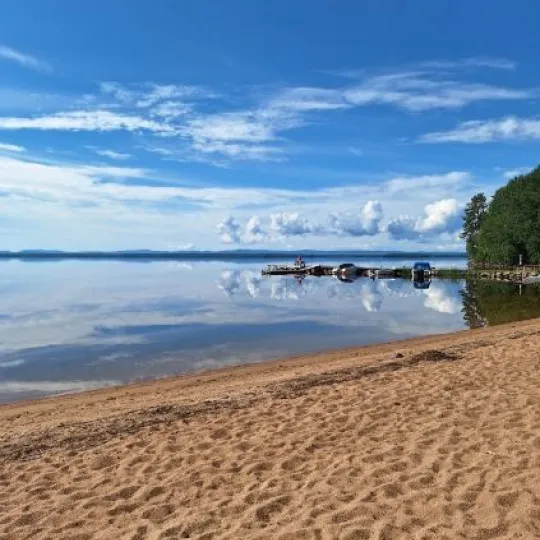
xmin=0 ymin=249 xmax=466 ymax=260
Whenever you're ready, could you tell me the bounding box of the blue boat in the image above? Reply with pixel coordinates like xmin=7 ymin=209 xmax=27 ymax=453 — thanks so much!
xmin=412 ymin=261 xmax=432 ymax=282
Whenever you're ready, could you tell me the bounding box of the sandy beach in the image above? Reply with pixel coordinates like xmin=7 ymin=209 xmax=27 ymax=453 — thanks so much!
xmin=1 ymin=320 xmax=539 ymax=540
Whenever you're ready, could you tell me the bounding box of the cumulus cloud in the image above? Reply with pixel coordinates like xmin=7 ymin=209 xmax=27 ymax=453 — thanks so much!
xmin=219 ymin=213 xmax=322 ymax=244
xmin=216 ymin=203 xmax=383 ymax=245
xmin=217 ymin=216 xmax=241 ymax=244
xmin=328 ymin=201 xmax=383 ymax=236
xmin=215 ymin=212 xmax=323 ymax=244
xmin=243 ymin=216 xmax=266 ymax=243
xmin=420 ymin=116 xmax=540 ymax=143
xmin=416 ymin=199 xmax=462 ymax=234
xmin=270 ymin=212 xmax=321 ymax=236
xmin=215 ymin=196 xmax=465 ymax=245
xmin=0 ymin=152 xmax=469 ymax=251
xmin=0 ymin=44 xmax=50 ymax=72
xmin=387 ymin=199 xmax=462 ymax=240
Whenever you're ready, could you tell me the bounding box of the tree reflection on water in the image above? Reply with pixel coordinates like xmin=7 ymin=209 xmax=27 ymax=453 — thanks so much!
xmin=461 ymin=280 xmax=540 ymax=328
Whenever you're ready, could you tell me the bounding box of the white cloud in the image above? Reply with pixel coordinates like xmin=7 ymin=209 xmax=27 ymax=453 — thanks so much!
xmin=99 ymin=82 xmax=213 ymax=108
xmin=0 ymin=142 xmax=25 ymax=153
xmin=387 ymin=198 xmax=462 ymax=240
xmin=182 ymin=110 xmax=297 ymax=162
xmin=0 ymin=44 xmax=50 ymax=72
xmin=99 ymin=81 xmax=136 ymax=103
xmin=217 ymin=216 xmax=241 ymax=243
xmin=327 ymin=57 xmax=517 ymax=79
xmin=344 ymin=72 xmax=530 ymax=111
xmin=182 ymin=67 xmax=530 ymax=161
xmin=0 ymin=153 xmax=470 ymax=216
xmin=420 ymin=116 xmax=540 ymax=143
xmin=269 ymin=87 xmax=350 ymax=111
xmin=0 ymin=151 xmax=471 ymax=250
xmin=385 ymin=172 xmax=470 ymax=194
xmin=95 ymin=149 xmax=132 ymax=160
xmin=217 ymin=203 xmax=382 ymax=244
xmin=190 ymin=139 xmax=283 ymax=162
xmin=419 ymin=56 xmax=516 ymax=71
xmin=243 ymin=216 xmax=266 ymax=243
xmin=328 ymin=201 xmax=383 ymax=236
xmin=0 ymin=155 xmax=189 ymax=206
xmin=0 ymin=110 xmax=174 ymax=134
xmin=0 ymin=63 xmax=531 ymax=165
xmin=185 ymin=112 xmax=275 ymax=143
xmin=150 ymin=100 xmax=191 ymax=119
xmin=417 ymin=199 xmax=461 ymax=234
xmin=502 ymin=167 xmax=531 ymax=179
xmin=176 ymin=243 xmax=195 ymax=251
xmin=270 ymin=212 xmax=320 ymax=236
xmin=135 ymin=84 xmax=203 ymax=107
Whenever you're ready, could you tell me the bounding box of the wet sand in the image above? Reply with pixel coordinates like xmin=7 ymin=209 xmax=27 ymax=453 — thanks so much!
xmin=1 ymin=319 xmax=539 ymax=539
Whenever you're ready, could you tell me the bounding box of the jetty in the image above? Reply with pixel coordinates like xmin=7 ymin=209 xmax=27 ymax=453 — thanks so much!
xmin=261 ymin=263 xmax=411 ymax=278
xmin=262 ymin=262 xmax=472 ymax=280
xmin=261 ymin=263 xmax=334 ymax=276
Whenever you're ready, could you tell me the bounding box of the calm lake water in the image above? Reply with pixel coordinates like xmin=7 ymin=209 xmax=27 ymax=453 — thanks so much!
xmin=1 ymin=257 xmax=539 ymax=404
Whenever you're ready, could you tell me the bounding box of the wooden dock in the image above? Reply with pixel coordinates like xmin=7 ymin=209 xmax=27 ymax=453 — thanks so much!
xmin=261 ymin=264 xmax=334 ymax=276
xmin=262 ymin=263 xmax=470 ymax=280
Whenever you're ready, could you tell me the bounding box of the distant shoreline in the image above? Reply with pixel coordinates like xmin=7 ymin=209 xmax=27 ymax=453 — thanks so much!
xmin=0 ymin=250 xmax=467 ymax=260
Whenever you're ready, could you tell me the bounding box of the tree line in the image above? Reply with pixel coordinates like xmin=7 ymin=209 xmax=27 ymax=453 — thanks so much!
xmin=461 ymin=166 xmax=540 ymax=265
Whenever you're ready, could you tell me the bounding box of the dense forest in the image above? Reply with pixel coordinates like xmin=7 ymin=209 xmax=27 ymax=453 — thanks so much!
xmin=462 ymin=166 xmax=540 ymax=264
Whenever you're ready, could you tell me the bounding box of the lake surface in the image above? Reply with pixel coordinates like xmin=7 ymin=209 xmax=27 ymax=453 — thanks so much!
xmin=1 ymin=257 xmax=539 ymax=404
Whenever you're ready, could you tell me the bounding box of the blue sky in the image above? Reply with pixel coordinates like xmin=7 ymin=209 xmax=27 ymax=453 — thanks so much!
xmin=0 ymin=1 xmax=538 ymax=251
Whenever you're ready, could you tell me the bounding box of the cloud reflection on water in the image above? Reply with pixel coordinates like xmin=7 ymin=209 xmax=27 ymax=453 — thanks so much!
xmin=0 ymin=260 xmax=468 ymax=403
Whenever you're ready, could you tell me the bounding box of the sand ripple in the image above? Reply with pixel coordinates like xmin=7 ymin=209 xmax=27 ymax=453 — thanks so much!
xmin=0 ymin=322 xmax=539 ymax=539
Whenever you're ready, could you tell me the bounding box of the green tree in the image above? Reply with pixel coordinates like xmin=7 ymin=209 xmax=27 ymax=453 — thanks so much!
xmin=475 ymin=166 xmax=540 ymax=264
xmin=461 ymin=193 xmax=487 ymax=259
